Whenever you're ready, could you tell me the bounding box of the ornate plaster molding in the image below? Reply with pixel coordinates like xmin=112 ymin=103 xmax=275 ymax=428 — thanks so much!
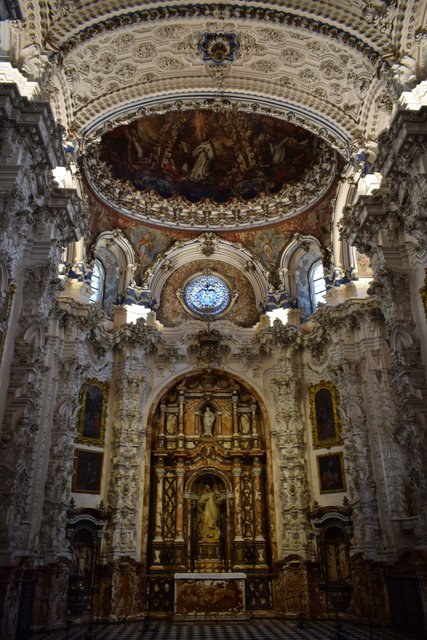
xmin=50 ymin=5 xmax=383 ymax=61
xmin=147 ymin=233 xmax=270 ymax=310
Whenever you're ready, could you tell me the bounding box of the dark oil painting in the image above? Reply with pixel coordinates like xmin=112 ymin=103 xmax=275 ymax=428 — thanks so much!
xmin=314 ymin=387 xmax=337 ymax=443
xmin=318 ymin=453 xmax=346 ymax=494
xmin=73 ymin=450 xmax=103 ymax=494
xmin=78 ymin=380 xmax=108 ymax=444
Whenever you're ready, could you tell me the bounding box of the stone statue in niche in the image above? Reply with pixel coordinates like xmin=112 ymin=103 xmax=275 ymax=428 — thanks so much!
xmin=72 ymin=543 xmax=91 ymax=578
xmin=197 ymin=484 xmax=220 ymax=542
xmin=239 ymin=413 xmax=250 ymax=434
xmin=166 ymin=413 xmax=178 ymax=435
xmin=202 ymin=406 xmax=215 ymax=437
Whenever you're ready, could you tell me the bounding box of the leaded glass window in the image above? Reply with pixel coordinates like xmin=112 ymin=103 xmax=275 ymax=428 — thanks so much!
xmin=184 ymin=274 xmax=230 ymax=316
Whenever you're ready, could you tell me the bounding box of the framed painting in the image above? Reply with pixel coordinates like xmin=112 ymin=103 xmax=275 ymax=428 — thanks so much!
xmin=72 ymin=449 xmax=103 ymax=494
xmin=0 ymin=283 xmax=16 ymax=362
xmin=317 ymin=452 xmax=347 ymax=494
xmin=309 ymin=381 xmax=342 ymax=448
xmin=77 ymin=379 xmax=108 ymax=445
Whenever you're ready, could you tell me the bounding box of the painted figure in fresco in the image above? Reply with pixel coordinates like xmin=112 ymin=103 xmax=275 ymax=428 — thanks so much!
xmin=197 ymin=484 xmax=220 ymax=542
xmin=123 ymin=126 xmax=144 ymax=164
xmin=270 ymin=136 xmax=288 ymax=166
xmin=202 ymin=406 xmax=215 ymax=436
xmin=189 ymin=134 xmax=215 ymax=181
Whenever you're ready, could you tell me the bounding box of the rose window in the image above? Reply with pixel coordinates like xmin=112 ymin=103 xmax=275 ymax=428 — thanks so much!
xmin=184 ymin=275 xmax=230 ymax=316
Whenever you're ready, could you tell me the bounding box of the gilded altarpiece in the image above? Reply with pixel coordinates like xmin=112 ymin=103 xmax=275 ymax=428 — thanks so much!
xmin=147 ymin=372 xmax=273 ymax=612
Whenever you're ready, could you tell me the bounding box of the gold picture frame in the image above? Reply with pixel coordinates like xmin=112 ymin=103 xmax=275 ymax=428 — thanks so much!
xmin=0 ymin=283 xmax=16 ymax=362
xmin=77 ymin=379 xmax=109 ymax=445
xmin=317 ymin=452 xmax=347 ymax=494
xmin=309 ymin=381 xmax=342 ymax=448
xmin=72 ymin=449 xmax=103 ymax=494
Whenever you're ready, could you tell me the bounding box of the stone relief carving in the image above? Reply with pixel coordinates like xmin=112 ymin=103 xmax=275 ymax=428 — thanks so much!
xmin=341 ymin=108 xmax=427 ymax=547
xmin=105 ymin=372 xmax=146 ymax=558
xmin=270 ymin=375 xmax=310 ymax=557
xmin=362 ymin=0 xmax=397 ymax=35
xmin=332 ymin=361 xmax=386 ymax=557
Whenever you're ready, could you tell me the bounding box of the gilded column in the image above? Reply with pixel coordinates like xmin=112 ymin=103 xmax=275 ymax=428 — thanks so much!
xmin=232 ymin=460 xmax=243 ymax=540
xmin=232 ymin=393 xmax=239 ymax=448
xmin=251 ymin=405 xmax=259 ymax=448
xmin=252 ymin=457 xmax=264 ymax=541
xmin=159 ymin=403 xmax=166 ymax=449
xmin=175 ymin=460 xmax=185 ymax=542
xmin=178 ymin=392 xmax=185 ymax=448
xmin=154 ymin=462 xmax=165 ymax=542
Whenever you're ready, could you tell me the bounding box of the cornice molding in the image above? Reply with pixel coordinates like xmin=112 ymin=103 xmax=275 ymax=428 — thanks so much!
xmin=52 ymin=4 xmax=384 ymax=63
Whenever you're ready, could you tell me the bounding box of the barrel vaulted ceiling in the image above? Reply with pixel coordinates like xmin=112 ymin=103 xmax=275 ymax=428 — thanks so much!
xmin=5 ymin=1 xmax=427 ymax=266
xmin=15 ymin=1 xmax=426 ymax=144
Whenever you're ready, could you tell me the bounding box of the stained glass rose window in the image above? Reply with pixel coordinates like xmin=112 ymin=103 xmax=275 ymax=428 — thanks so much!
xmin=184 ymin=274 xmax=230 ymax=316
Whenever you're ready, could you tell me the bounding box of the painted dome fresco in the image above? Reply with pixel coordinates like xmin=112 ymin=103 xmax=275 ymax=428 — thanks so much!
xmin=85 ymin=107 xmax=338 ymax=230
xmin=99 ymin=110 xmax=318 ymax=203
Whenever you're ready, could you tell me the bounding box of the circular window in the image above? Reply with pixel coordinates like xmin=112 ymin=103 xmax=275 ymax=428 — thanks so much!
xmin=184 ymin=274 xmax=230 ymax=316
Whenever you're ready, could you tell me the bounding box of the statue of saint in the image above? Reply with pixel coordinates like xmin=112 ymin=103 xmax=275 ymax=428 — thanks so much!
xmin=197 ymin=484 xmax=220 ymax=542
xmin=73 ymin=544 xmax=88 ymax=577
xmin=239 ymin=413 xmax=250 ymax=434
xmin=166 ymin=413 xmax=177 ymax=435
xmin=202 ymin=406 xmax=215 ymax=436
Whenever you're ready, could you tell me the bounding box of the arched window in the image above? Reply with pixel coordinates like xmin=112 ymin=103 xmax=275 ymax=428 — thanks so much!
xmin=296 ymin=252 xmax=325 ymax=318
xmin=89 ymin=229 xmax=136 ymax=316
xmin=89 ymin=258 xmax=105 ymax=304
xmin=309 ymin=259 xmax=326 ymax=312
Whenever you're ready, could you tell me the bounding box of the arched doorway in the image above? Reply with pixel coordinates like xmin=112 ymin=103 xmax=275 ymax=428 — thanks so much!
xmin=145 ymin=370 xmax=274 ymax=615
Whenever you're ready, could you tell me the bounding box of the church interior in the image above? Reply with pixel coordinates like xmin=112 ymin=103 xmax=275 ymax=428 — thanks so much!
xmin=0 ymin=0 xmax=427 ymax=638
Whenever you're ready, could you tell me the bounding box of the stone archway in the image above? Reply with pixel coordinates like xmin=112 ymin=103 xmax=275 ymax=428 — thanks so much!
xmin=146 ymin=370 xmax=274 ymax=615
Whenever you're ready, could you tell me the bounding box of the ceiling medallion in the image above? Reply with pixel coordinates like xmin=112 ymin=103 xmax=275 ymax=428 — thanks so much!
xmin=84 ymin=107 xmax=338 ymax=231
xmin=199 ymin=32 xmax=239 ymax=65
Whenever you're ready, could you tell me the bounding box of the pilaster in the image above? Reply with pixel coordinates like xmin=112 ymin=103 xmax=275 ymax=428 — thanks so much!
xmin=342 ymin=106 xmax=427 ymax=549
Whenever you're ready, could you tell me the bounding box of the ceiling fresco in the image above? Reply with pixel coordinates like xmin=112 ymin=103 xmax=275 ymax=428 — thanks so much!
xmin=99 ymin=109 xmax=318 ymax=205
xmin=86 ymin=108 xmax=337 ymax=230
